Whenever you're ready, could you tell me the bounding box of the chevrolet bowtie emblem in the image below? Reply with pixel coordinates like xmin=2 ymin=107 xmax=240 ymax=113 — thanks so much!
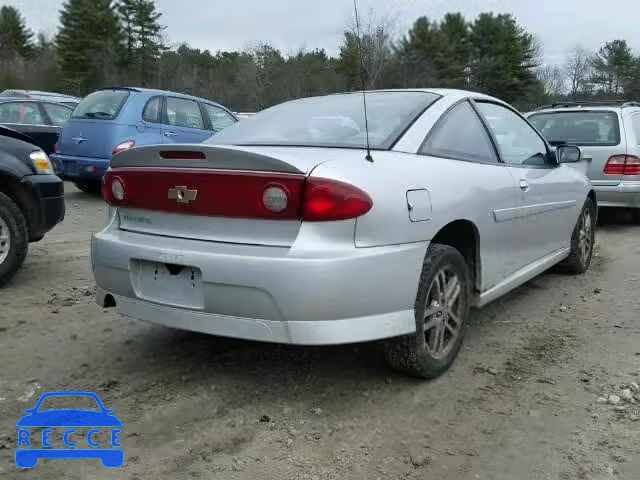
xmin=168 ymin=186 xmax=198 ymax=204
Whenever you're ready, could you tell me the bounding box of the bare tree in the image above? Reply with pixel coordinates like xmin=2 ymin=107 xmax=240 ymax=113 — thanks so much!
xmin=536 ymin=64 xmax=566 ymax=97
xmin=564 ymin=46 xmax=592 ymax=98
xmin=344 ymin=10 xmax=396 ymax=89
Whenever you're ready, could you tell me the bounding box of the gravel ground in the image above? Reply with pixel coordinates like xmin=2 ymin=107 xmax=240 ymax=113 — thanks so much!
xmin=1 ymin=183 xmax=639 ymax=480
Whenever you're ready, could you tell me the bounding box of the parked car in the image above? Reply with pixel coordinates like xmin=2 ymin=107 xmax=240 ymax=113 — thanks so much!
xmin=527 ymin=101 xmax=640 ymax=219
xmin=92 ymin=89 xmax=595 ymax=378
xmin=51 ymin=87 xmax=238 ymax=194
xmin=0 ymin=98 xmax=74 ymax=155
xmin=0 ymin=126 xmax=65 ymax=286
xmin=0 ymin=89 xmax=81 ymax=108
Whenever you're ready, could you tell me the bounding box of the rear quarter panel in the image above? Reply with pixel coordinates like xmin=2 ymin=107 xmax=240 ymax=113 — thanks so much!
xmin=309 ymin=152 xmax=520 ymax=290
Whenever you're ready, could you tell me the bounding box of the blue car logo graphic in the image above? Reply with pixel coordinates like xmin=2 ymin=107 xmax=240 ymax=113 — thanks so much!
xmin=15 ymin=391 xmax=123 ymax=468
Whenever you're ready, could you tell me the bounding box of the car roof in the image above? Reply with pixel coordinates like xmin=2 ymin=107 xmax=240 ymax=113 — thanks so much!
xmin=95 ymin=86 xmax=230 ymax=109
xmin=0 ymin=96 xmax=73 ymax=105
xmin=528 ymin=106 xmax=639 ymax=115
xmin=332 ymin=88 xmax=503 ymax=104
xmin=1 ymin=89 xmax=80 ymax=100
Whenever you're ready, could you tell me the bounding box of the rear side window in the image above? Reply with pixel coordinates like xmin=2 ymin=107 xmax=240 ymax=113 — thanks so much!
xmin=142 ymin=96 xmax=162 ymax=123
xmin=166 ymin=97 xmax=204 ymax=129
xmin=421 ymin=101 xmax=497 ymax=163
xmin=203 ymin=103 xmax=236 ymax=131
xmin=73 ymin=90 xmax=129 ymax=120
xmin=0 ymin=101 xmax=45 ymax=125
xmin=528 ymin=111 xmax=620 ymax=146
xmin=42 ymin=103 xmax=72 ymax=126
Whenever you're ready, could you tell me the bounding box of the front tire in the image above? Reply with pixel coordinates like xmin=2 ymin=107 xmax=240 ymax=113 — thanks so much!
xmin=384 ymin=244 xmax=470 ymax=379
xmin=0 ymin=192 xmax=29 ymax=287
xmin=73 ymin=181 xmax=102 ymax=194
xmin=559 ymin=198 xmax=596 ymax=274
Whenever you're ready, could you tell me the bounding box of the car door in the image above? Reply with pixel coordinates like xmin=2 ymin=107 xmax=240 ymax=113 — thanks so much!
xmin=0 ymin=101 xmax=58 ymax=153
xmin=418 ymin=100 xmax=521 ymax=288
xmin=475 ymin=101 xmax=581 ymax=266
xmin=136 ymin=95 xmax=164 ymax=146
xmin=161 ymin=96 xmax=211 ymax=144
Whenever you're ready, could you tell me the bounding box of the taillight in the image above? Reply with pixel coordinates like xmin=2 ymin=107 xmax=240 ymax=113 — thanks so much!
xmin=101 ymin=169 xmax=373 ymax=222
xmin=604 ymin=154 xmax=640 ymax=175
xmin=302 ymin=178 xmax=372 ymax=221
xmin=102 ymin=172 xmax=126 ymax=204
xmin=112 ymin=140 xmax=136 ymax=157
xmin=54 ymin=142 xmax=60 ymax=154
xmin=262 ymin=186 xmax=289 ymax=213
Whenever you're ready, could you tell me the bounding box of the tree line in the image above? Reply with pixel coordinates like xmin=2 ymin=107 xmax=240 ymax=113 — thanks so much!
xmin=0 ymin=1 xmax=639 ymax=112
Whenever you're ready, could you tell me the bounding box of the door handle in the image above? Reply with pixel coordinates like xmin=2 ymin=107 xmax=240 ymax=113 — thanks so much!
xmin=519 ymin=180 xmax=530 ymax=191
xmin=164 ymin=131 xmax=177 ymax=137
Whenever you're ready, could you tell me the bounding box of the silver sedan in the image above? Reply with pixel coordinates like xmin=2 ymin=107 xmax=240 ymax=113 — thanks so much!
xmin=92 ymin=89 xmax=596 ymax=378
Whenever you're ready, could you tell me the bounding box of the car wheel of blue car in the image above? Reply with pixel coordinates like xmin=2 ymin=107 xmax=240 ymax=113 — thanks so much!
xmin=73 ymin=181 xmax=102 ymax=195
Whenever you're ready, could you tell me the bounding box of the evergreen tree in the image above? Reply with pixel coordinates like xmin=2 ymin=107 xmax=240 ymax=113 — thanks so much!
xmin=56 ymin=0 xmax=124 ymax=94
xmin=469 ymin=13 xmax=541 ymax=104
xmin=0 ymin=6 xmax=34 ymax=58
xmin=117 ymin=0 xmax=165 ymax=86
xmin=590 ymin=40 xmax=634 ymax=96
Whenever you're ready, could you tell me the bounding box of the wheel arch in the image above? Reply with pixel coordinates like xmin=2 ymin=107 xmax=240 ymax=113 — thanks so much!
xmin=587 ymin=189 xmax=597 ymax=220
xmin=0 ymin=172 xmax=38 ymax=240
xmin=430 ymin=219 xmax=481 ymax=299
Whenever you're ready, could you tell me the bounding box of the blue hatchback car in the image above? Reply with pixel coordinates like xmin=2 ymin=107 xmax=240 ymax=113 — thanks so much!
xmin=51 ymin=87 xmax=238 ymax=193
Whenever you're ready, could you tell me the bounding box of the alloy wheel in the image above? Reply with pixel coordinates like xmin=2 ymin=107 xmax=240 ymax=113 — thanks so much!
xmin=578 ymin=208 xmax=593 ymax=265
xmin=0 ymin=216 xmax=10 ymax=265
xmin=423 ymin=267 xmax=464 ymax=359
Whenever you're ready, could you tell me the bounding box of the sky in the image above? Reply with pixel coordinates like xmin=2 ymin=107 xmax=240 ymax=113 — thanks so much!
xmin=6 ymin=0 xmax=640 ymax=65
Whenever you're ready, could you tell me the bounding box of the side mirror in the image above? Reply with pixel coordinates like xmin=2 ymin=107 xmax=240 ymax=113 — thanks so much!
xmin=557 ymin=145 xmax=581 ymax=163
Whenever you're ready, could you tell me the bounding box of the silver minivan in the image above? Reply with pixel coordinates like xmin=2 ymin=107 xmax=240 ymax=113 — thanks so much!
xmin=527 ymin=101 xmax=640 ymax=217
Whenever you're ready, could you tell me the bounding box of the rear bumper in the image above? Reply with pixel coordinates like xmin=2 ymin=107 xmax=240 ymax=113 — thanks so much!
xmin=595 ymin=181 xmax=640 ymax=208
xmin=51 ymin=153 xmax=109 ymax=182
xmin=21 ymin=174 xmax=65 ymax=240
xmin=91 ymin=224 xmax=427 ymax=345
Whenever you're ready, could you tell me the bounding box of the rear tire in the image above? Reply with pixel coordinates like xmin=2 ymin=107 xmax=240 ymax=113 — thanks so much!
xmin=559 ymin=198 xmax=596 ymax=274
xmin=383 ymin=244 xmax=470 ymax=379
xmin=73 ymin=181 xmax=101 ymax=194
xmin=0 ymin=192 xmax=29 ymax=287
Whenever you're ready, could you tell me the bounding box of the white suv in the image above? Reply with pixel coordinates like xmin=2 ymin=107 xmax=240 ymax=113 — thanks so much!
xmin=528 ymin=101 xmax=640 ymax=218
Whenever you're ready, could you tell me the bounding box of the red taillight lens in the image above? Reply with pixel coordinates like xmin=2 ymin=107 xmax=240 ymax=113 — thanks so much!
xmin=160 ymin=151 xmax=206 ymax=160
xmin=302 ymin=178 xmax=373 ymax=221
xmin=112 ymin=140 xmax=136 ymax=157
xmin=54 ymin=142 xmax=60 ymax=154
xmin=624 ymin=155 xmax=640 ymax=175
xmin=604 ymin=154 xmax=640 ymax=175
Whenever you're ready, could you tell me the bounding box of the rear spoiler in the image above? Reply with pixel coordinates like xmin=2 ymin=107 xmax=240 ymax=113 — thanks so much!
xmin=110 ymin=144 xmax=303 ymax=174
xmin=0 ymin=125 xmax=37 ymax=146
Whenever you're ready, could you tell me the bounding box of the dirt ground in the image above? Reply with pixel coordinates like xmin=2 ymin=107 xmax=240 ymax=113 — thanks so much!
xmin=1 ymin=183 xmax=639 ymax=480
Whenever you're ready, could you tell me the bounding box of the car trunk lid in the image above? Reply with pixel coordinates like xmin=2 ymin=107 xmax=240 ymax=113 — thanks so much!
xmin=105 ymin=144 xmax=341 ymax=246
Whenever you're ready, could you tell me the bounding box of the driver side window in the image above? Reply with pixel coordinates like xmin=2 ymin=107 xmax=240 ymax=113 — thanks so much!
xmin=476 ymin=102 xmax=550 ymax=167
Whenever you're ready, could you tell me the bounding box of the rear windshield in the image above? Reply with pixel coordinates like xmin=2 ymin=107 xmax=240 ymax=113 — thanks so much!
xmin=72 ymin=90 xmax=129 ymax=120
xmin=208 ymin=91 xmax=440 ymax=149
xmin=528 ymin=111 xmax=620 ymax=146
